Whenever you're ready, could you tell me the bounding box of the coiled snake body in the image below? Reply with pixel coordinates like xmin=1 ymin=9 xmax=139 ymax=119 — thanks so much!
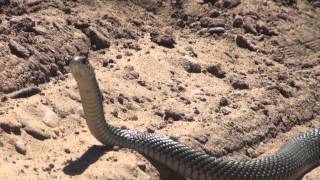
xmin=70 ymin=56 xmax=320 ymax=180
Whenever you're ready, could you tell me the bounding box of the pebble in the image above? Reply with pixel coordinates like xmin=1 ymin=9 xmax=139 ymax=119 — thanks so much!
xmin=0 ymin=120 xmax=22 ymax=135
xmin=246 ymin=147 xmax=258 ymax=158
xmin=206 ymin=64 xmax=226 ymax=78
xmin=25 ymin=0 xmax=42 ymax=6
xmin=86 ymin=27 xmax=110 ymax=50
xmin=42 ymin=109 xmax=60 ymax=128
xmin=137 ymin=162 xmax=147 ymax=172
xmin=146 ymin=127 xmax=155 ymax=133
xmin=102 ymin=59 xmax=115 ymax=67
xmin=126 ymin=102 xmax=140 ymax=111
xmin=273 ymin=84 xmax=293 ymax=98
xmin=233 ymin=15 xmax=243 ymax=27
xmin=9 ymin=87 xmax=41 ymax=99
xmin=8 ymin=39 xmax=30 ymax=58
xmin=137 ymin=80 xmax=147 ymax=86
xmin=232 ymin=80 xmax=250 ymax=90
xmin=14 ymin=139 xmax=27 ymax=155
xmin=256 ymin=21 xmax=277 ymax=36
xmin=222 ymin=0 xmax=241 ymax=9
xmin=22 ymin=123 xmax=51 ymax=140
xmin=111 ymin=110 xmax=119 ymax=118
xmin=1 ymin=96 xmax=8 ymax=102
xmin=150 ymin=31 xmax=176 ymax=48
xmin=195 ymin=135 xmax=208 ymax=144
xmin=208 ymin=10 xmax=220 ymax=18
xmin=243 ymin=23 xmax=258 ymax=35
xmin=219 ymin=97 xmax=230 ymax=107
xmin=208 ymin=18 xmax=226 ymax=28
xmin=235 ymin=35 xmax=257 ymax=51
xmin=181 ymin=57 xmax=202 ymax=73
xmin=64 ymin=148 xmax=71 ymax=154
xmin=208 ymin=27 xmax=225 ymax=34
xmin=164 ymin=109 xmax=184 ymax=121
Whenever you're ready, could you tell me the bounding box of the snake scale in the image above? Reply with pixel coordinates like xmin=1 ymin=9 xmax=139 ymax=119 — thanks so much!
xmin=69 ymin=56 xmax=320 ymax=180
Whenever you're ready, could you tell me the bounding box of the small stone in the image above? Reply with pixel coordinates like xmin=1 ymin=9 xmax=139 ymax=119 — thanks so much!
xmin=219 ymin=97 xmax=230 ymax=107
xmin=164 ymin=109 xmax=184 ymax=121
xmin=274 ymin=84 xmax=293 ymax=98
xmin=235 ymin=35 xmax=257 ymax=51
xmin=42 ymin=109 xmax=60 ymax=128
xmin=116 ymin=54 xmax=122 ymax=59
xmin=85 ymin=27 xmax=110 ymax=50
xmin=26 ymin=0 xmax=42 ymax=6
xmin=0 ymin=120 xmax=22 ymax=135
xmin=137 ymin=80 xmax=147 ymax=86
xmin=181 ymin=57 xmax=202 ymax=73
xmin=195 ymin=135 xmax=208 ymax=144
xmin=126 ymin=102 xmax=140 ymax=111
xmin=147 ymin=127 xmax=155 ymax=133
xmin=232 ymin=80 xmax=250 ymax=90
xmin=207 ymin=64 xmax=226 ymax=78
xmin=185 ymin=46 xmax=197 ymax=58
xmin=208 ymin=10 xmax=220 ymax=18
xmin=22 ymin=123 xmax=51 ymax=140
xmin=102 ymin=59 xmax=115 ymax=67
xmin=233 ymin=15 xmax=243 ymax=27
xmin=9 ymin=87 xmax=41 ymax=99
xmin=9 ymin=39 xmax=31 ymax=58
xmin=208 ymin=27 xmax=225 ymax=34
xmin=15 ymin=139 xmax=27 ymax=155
xmin=246 ymin=148 xmax=258 ymax=158
xmin=154 ymin=111 xmax=164 ymax=117
xmin=1 ymin=96 xmax=8 ymax=102
xmin=132 ymin=96 xmax=144 ymax=104
xmin=150 ymin=31 xmax=176 ymax=48
xmin=42 ymin=163 xmax=54 ymax=172
xmin=185 ymin=62 xmax=201 ymax=73
xmin=222 ymin=0 xmax=241 ymax=9
xmin=137 ymin=162 xmax=147 ymax=172
xmin=129 ymin=115 xmax=138 ymax=121
xmin=32 ymin=25 xmax=48 ymax=35
xmin=111 ymin=110 xmax=119 ymax=118
xmin=243 ymin=23 xmax=258 ymax=35
xmin=208 ymin=18 xmax=226 ymax=28
xmin=197 ymin=28 xmax=208 ymax=35
xmin=64 ymin=148 xmax=71 ymax=154
xmin=256 ymin=21 xmax=278 ymax=36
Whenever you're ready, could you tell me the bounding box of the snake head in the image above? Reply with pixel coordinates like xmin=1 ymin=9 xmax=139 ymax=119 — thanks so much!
xmin=70 ymin=56 xmax=95 ymax=80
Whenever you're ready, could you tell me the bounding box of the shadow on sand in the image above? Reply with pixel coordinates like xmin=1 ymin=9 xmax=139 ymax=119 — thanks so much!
xmin=63 ymin=145 xmax=186 ymax=180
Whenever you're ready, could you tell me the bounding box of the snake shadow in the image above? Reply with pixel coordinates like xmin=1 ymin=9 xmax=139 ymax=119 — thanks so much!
xmin=63 ymin=145 xmax=186 ymax=180
xmin=63 ymin=145 xmax=111 ymax=175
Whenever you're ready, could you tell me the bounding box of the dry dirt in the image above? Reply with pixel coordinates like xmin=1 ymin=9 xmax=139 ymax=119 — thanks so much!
xmin=0 ymin=0 xmax=320 ymax=179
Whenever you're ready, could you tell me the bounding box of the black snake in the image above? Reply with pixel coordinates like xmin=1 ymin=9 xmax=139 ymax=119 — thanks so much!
xmin=69 ymin=56 xmax=320 ymax=180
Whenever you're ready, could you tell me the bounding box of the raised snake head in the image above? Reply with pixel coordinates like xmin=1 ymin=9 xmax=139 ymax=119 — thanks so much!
xmin=70 ymin=56 xmax=96 ymax=81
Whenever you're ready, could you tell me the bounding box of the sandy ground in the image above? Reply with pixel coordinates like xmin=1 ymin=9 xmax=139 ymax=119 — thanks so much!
xmin=0 ymin=0 xmax=319 ymax=179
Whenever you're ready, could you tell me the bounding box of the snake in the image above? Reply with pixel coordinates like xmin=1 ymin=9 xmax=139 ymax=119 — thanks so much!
xmin=69 ymin=55 xmax=320 ymax=180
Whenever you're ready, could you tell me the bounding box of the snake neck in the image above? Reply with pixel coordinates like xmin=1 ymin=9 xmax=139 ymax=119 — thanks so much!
xmin=76 ymin=77 xmax=115 ymax=145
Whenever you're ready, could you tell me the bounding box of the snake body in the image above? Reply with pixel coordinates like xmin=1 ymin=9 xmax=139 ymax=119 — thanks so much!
xmin=70 ymin=56 xmax=320 ymax=180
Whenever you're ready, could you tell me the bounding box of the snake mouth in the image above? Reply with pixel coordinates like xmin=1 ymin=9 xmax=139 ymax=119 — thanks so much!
xmin=70 ymin=56 xmax=94 ymax=80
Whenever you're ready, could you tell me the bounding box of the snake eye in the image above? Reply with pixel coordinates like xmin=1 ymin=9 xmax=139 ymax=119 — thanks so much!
xmin=73 ymin=56 xmax=88 ymax=64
